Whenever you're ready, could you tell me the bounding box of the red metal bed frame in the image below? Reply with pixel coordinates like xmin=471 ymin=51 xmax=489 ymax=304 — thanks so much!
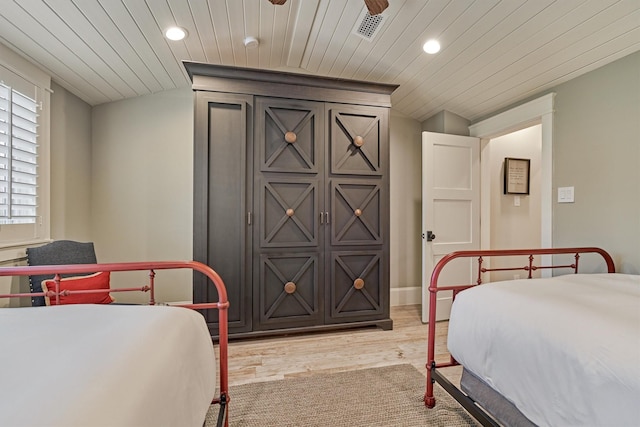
xmin=423 ymin=247 xmax=615 ymax=426
xmin=0 ymin=260 xmax=230 ymax=427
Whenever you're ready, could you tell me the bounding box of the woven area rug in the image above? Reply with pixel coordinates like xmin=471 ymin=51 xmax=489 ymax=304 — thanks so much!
xmin=205 ymin=364 xmax=479 ymax=426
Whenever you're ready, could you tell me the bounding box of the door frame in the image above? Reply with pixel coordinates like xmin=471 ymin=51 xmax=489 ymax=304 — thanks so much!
xmin=469 ymin=93 xmax=555 ymax=273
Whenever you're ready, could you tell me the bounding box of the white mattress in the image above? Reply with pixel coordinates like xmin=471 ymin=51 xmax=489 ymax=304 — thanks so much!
xmin=447 ymin=273 xmax=640 ymax=427
xmin=0 ymin=304 xmax=216 ymax=427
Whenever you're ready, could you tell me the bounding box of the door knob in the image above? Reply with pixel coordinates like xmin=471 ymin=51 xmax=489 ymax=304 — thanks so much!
xmin=426 ymin=231 xmax=436 ymax=242
xmin=285 ymin=131 xmax=297 ymax=143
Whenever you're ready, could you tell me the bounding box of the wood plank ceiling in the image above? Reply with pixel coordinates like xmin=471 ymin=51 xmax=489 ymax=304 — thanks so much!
xmin=0 ymin=0 xmax=637 ymax=122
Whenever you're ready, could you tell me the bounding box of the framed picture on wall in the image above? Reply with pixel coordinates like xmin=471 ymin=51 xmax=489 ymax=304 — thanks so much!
xmin=504 ymin=157 xmax=530 ymax=195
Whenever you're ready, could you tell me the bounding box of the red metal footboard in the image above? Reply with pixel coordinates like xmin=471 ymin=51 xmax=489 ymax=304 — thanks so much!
xmin=0 ymin=261 xmax=230 ymax=427
xmin=423 ymin=247 xmax=615 ymax=417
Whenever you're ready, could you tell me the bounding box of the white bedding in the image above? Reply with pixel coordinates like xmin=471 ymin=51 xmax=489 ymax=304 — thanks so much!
xmin=448 ymin=273 xmax=640 ymax=427
xmin=0 ymin=304 xmax=216 ymax=427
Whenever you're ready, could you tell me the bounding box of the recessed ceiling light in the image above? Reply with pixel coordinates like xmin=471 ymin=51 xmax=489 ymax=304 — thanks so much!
xmin=423 ymin=39 xmax=440 ymax=54
xmin=165 ymin=26 xmax=187 ymax=41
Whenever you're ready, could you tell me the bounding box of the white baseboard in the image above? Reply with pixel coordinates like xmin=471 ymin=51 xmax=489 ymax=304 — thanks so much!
xmin=390 ymin=286 xmax=421 ymax=307
xmin=390 ymin=286 xmax=453 ymax=323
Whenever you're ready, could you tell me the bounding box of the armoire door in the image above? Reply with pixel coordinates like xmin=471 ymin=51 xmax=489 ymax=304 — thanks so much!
xmin=325 ymin=104 xmax=389 ymax=325
xmin=193 ymin=91 xmax=253 ymax=335
xmin=253 ymin=97 xmax=325 ymax=330
xmin=328 ymin=104 xmax=386 ymax=177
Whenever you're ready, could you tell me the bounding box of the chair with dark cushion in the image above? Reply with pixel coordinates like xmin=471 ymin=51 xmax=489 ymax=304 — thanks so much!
xmin=26 ymin=240 xmax=98 ymax=307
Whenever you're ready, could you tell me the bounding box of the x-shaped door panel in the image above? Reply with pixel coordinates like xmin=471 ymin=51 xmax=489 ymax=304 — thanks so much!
xmin=258 ymin=253 xmax=320 ymax=327
xmin=329 ymin=251 xmax=383 ymax=319
xmin=330 ymin=108 xmax=383 ymax=176
xmin=260 ymin=179 xmax=319 ymax=248
xmin=256 ymin=98 xmax=322 ymax=174
xmin=331 ymin=180 xmax=382 ymax=246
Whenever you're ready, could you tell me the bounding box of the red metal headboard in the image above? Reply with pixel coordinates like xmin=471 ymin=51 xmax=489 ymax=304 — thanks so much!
xmin=0 ymin=261 xmax=230 ymax=426
xmin=424 ymin=247 xmax=615 ymax=409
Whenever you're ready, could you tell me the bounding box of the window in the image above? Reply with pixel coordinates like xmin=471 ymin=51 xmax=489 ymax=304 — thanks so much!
xmin=0 ymin=83 xmax=38 ymax=224
xmin=0 ymin=43 xmax=50 ymax=247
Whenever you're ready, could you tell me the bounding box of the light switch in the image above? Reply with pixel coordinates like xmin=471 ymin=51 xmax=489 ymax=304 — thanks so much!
xmin=514 ymin=196 xmax=521 ymax=207
xmin=558 ymin=186 xmax=574 ymax=203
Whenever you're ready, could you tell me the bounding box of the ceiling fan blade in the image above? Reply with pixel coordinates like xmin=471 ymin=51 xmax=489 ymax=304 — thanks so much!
xmin=266 ymin=0 xmax=388 ymax=15
xmin=364 ymin=0 xmax=389 ymax=15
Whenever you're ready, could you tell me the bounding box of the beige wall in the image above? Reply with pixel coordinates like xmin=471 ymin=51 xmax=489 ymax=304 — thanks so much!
xmin=422 ymin=110 xmax=470 ymax=136
xmin=389 ymin=111 xmax=422 ymax=294
xmin=91 ymin=88 xmax=194 ymax=303
xmin=12 ymin=85 xmax=194 ymax=306
xmin=551 ymin=51 xmax=639 ymax=273
xmin=50 ymin=81 xmax=93 ymax=241
xmin=467 ymin=51 xmax=639 ymax=273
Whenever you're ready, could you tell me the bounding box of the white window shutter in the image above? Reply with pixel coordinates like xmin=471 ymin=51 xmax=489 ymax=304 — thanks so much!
xmin=0 ymin=83 xmax=38 ymax=224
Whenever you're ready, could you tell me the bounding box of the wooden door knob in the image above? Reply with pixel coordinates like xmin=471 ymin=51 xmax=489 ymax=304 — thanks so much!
xmin=354 ymin=208 xmax=362 ymax=217
xmin=286 ymin=208 xmax=295 ymax=217
xmin=353 ymin=135 xmax=364 ymax=147
xmin=284 ymin=281 xmax=296 ymax=294
xmin=353 ymin=278 xmax=365 ymax=289
xmin=285 ymin=131 xmax=297 ymax=143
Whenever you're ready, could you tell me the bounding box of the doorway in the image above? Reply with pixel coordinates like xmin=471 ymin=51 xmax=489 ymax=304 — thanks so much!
xmin=421 ymin=93 xmax=555 ymax=322
xmin=481 ymin=125 xmax=542 ymax=281
xmin=471 ymin=93 xmax=555 ymax=273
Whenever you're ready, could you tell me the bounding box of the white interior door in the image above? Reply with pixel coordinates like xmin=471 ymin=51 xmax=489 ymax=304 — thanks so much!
xmin=421 ymin=132 xmax=480 ymax=323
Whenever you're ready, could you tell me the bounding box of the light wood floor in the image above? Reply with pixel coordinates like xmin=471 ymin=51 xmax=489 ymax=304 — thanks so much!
xmin=224 ymin=305 xmax=453 ymax=387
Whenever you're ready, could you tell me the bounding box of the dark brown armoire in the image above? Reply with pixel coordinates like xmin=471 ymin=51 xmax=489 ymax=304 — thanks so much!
xmin=184 ymin=62 xmax=398 ymax=338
